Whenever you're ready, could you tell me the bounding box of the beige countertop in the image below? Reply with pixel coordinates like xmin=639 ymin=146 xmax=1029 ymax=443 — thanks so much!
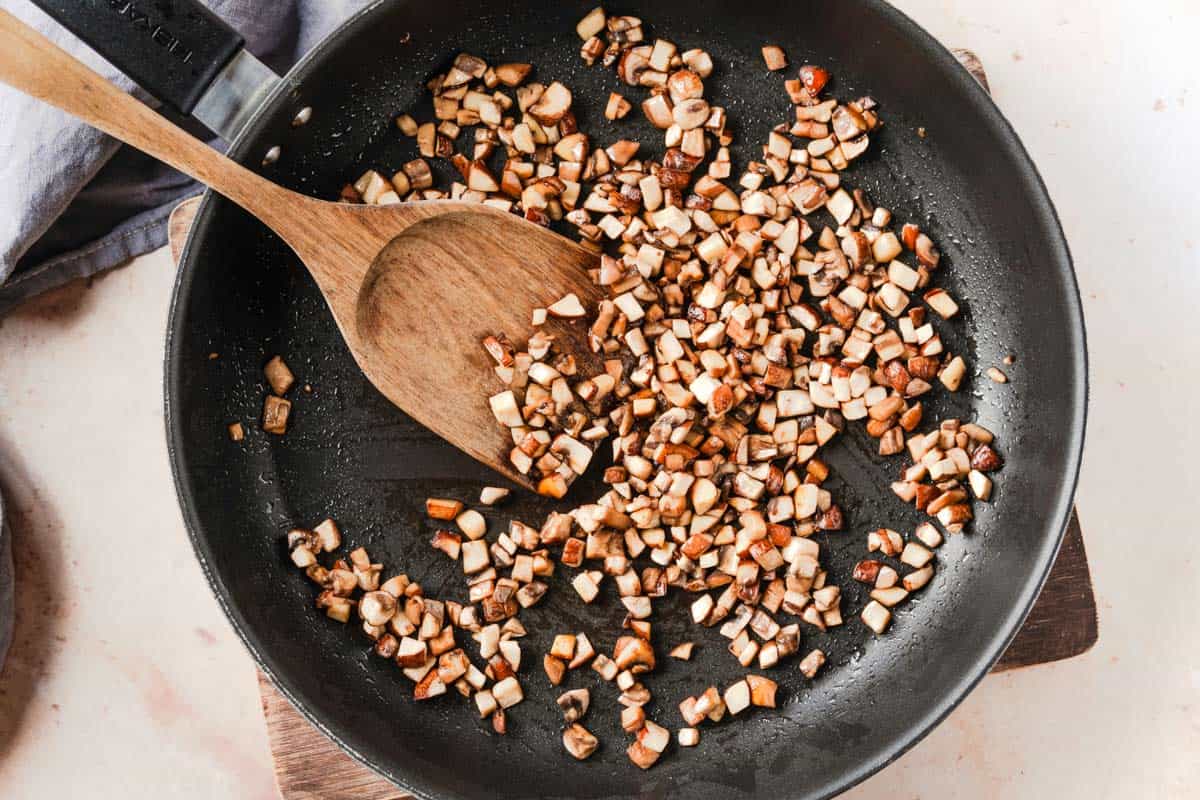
xmin=0 ymin=0 xmax=1197 ymax=797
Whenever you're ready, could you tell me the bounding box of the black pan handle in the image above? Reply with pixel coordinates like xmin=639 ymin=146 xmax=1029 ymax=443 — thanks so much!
xmin=28 ymin=0 xmax=244 ymax=115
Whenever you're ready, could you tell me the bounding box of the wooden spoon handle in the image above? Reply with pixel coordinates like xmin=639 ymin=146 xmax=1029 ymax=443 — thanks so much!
xmin=0 ymin=9 xmax=300 ymax=233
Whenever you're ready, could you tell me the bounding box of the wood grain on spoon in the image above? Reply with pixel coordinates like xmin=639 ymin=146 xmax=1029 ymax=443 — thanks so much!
xmin=0 ymin=9 xmax=601 ymax=490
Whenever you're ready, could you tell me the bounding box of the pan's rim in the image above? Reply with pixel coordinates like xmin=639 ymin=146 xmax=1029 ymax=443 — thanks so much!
xmin=163 ymin=1 xmax=1088 ymax=798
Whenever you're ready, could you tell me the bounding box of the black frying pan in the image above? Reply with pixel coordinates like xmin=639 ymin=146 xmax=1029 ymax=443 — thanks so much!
xmin=32 ymin=0 xmax=1086 ymax=797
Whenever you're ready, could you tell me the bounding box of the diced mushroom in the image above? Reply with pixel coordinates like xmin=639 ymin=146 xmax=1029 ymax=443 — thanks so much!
xmin=563 ymin=723 xmax=599 ymax=760
xmin=557 ymin=688 xmax=590 ymax=722
xmin=413 ymin=669 xmax=446 ymax=701
xmin=573 ymin=572 xmax=600 ymax=603
xmin=264 ymin=356 xmax=295 ymax=395
xmin=723 ymin=680 xmax=751 ymax=716
xmin=914 ymin=521 xmax=943 ymax=548
xmin=627 ymin=740 xmax=660 ymax=770
xmin=870 ymin=586 xmax=909 ymax=607
xmin=673 ymin=98 xmax=710 ymax=130
xmin=396 ymin=637 xmax=429 ymax=668
xmin=489 ymin=391 xmax=524 ymax=427
xmin=570 ymin=634 xmax=595 ymax=669
xmin=900 ymin=541 xmax=934 ymax=568
xmin=939 ymin=356 xmax=967 ymax=391
xmin=924 ymin=288 xmax=960 ymax=319
xmin=426 ymin=498 xmax=464 ymax=520
xmin=479 ymin=487 xmax=510 ymax=506
xmin=529 ymin=81 xmax=573 ymax=124
xmin=682 ymin=49 xmax=714 ymax=78
xmin=969 ymin=469 xmax=993 ymax=500
xmin=903 ymin=565 xmax=934 ymax=591
xmin=861 ymin=600 xmax=892 ymax=634
xmin=613 ymin=636 xmax=655 ymax=673
xmin=395 ymin=114 xmax=418 ymax=136
xmin=548 ymin=293 xmax=587 ymax=318
xmin=261 ymin=395 xmax=291 ymax=435
xmin=642 ymin=94 xmax=674 ymax=129
xmin=461 ymin=540 xmax=490 ymax=574
xmin=798 ymin=649 xmax=826 ymax=678
xmin=576 ymin=6 xmax=606 ymax=40
xmin=550 ymin=633 xmax=576 ymax=661
xmin=544 ymin=654 xmax=566 ymax=685
xmin=457 ymin=509 xmax=487 ymax=540
xmin=761 ymin=45 xmax=788 ymax=71
xmin=359 ymin=591 xmax=397 ymax=626
xmin=669 ymin=642 xmax=694 ymax=660
xmin=746 ymin=674 xmax=778 ymax=707
xmin=494 ymin=62 xmax=532 ymax=87
xmin=314 ymin=519 xmax=341 ymax=552
xmin=289 ymin=544 xmax=316 ymax=569
xmin=605 ymin=91 xmax=633 ymax=120
xmin=638 ymin=720 xmax=670 ymax=754
xmin=474 ymin=689 xmax=497 ymax=718
xmin=826 ymin=189 xmax=855 ymax=225
xmin=492 ymin=676 xmax=524 ymax=708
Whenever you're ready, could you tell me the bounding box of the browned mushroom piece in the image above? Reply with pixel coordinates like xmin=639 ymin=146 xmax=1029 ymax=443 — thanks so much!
xmin=616 ymin=48 xmax=651 ymax=86
xmin=425 ymin=497 xmax=464 ymax=520
xmin=359 ymin=591 xmax=397 ymax=626
xmin=626 ymin=739 xmax=660 ymax=770
xmin=556 ymin=688 xmax=590 ymax=722
xmin=261 ymin=395 xmax=291 ymax=435
xmin=544 ymin=654 xmax=566 ymax=685
xmin=746 ymin=674 xmax=778 ymax=707
xmin=494 ymin=62 xmax=532 ymax=87
xmin=575 ymin=6 xmax=606 ymax=40
xmin=563 ymin=723 xmax=599 ymax=760
xmin=605 ymin=91 xmax=633 ymax=120
xmin=613 ymin=635 xmax=655 ymax=673
xmin=761 ymin=45 xmax=788 ymax=71
xmin=529 ymin=81 xmax=573 ymax=124
xmin=263 ymin=356 xmax=295 ymax=395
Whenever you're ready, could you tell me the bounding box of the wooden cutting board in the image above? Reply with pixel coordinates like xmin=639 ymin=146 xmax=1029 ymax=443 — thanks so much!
xmin=166 ymin=48 xmax=1096 ymax=800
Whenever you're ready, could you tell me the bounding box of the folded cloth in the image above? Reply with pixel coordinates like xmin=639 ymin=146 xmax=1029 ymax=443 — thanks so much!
xmin=0 ymin=0 xmax=374 ymax=316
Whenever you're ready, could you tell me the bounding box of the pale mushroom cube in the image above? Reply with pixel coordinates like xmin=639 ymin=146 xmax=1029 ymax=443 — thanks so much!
xmin=489 ymin=390 xmax=524 ymax=427
xmin=492 ymin=676 xmax=524 ymax=708
xmin=461 ymin=540 xmax=490 ymax=574
xmin=723 ymin=679 xmax=751 ymax=715
xmin=861 ymin=600 xmax=892 ymax=634
xmin=456 ymin=509 xmax=487 ymax=540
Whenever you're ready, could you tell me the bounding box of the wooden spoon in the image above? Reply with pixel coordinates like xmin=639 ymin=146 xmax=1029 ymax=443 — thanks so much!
xmin=0 ymin=10 xmax=603 ymax=491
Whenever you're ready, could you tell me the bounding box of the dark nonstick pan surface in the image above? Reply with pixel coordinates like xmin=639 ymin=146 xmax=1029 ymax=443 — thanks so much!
xmin=165 ymin=1 xmax=1087 ymax=797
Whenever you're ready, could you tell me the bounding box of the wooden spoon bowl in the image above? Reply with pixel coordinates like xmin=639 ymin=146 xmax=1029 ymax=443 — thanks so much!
xmin=331 ymin=203 xmax=603 ymax=487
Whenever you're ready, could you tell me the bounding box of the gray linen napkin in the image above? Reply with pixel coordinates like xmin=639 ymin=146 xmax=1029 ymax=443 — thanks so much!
xmin=0 ymin=0 xmax=374 ymax=316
